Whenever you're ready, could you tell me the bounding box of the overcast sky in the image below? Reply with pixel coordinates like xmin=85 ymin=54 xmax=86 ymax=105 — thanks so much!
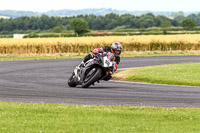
xmin=0 ymin=0 xmax=200 ymax=12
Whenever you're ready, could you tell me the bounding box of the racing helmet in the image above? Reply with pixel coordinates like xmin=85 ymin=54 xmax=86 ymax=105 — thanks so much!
xmin=111 ymin=42 xmax=122 ymax=56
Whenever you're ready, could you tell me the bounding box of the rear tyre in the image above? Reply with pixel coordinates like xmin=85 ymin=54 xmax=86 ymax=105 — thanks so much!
xmin=82 ymin=67 xmax=102 ymax=88
xmin=68 ymin=73 xmax=77 ymax=87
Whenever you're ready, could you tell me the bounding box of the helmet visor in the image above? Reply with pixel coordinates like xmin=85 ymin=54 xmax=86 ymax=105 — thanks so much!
xmin=114 ymin=50 xmax=121 ymax=56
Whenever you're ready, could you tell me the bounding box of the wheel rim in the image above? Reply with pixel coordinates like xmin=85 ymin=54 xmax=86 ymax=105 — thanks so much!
xmin=84 ymin=68 xmax=97 ymax=83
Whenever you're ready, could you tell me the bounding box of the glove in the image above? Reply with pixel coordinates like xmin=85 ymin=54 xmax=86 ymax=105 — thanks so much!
xmin=113 ymin=63 xmax=118 ymax=72
xmin=115 ymin=56 xmax=120 ymax=64
xmin=93 ymin=48 xmax=103 ymax=54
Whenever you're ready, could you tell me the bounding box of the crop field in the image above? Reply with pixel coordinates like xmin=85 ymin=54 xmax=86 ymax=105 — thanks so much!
xmin=0 ymin=34 xmax=200 ymax=55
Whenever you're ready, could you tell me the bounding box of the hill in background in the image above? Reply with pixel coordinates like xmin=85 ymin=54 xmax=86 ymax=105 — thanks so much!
xmin=0 ymin=8 xmax=199 ymax=18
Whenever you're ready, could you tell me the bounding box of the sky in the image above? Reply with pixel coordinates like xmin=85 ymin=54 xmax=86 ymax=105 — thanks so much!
xmin=0 ymin=0 xmax=200 ymax=12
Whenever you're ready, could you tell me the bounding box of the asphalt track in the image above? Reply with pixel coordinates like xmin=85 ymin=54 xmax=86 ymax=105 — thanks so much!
xmin=0 ymin=56 xmax=200 ymax=108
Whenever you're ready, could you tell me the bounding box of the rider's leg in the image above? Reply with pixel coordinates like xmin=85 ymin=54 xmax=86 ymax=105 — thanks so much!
xmin=78 ymin=54 xmax=93 ymax=68
xmin=83 ymin=54 xmax=93 ymax=63
xmin=103 ymin=73 xmax=112 ymax=81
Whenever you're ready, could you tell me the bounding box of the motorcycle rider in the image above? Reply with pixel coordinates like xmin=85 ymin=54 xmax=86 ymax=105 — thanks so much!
xmin=78 ymin=42 xmax=122 ymax=80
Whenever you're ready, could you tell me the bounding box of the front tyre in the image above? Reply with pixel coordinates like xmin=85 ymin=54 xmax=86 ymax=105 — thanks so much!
xmin=68 ymin=72 xmax=77 ymax=87
xmin=82 ymin=67 xmax=102 ymax=88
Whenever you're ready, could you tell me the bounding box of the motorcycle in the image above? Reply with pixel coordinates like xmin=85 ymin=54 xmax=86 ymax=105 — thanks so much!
xmin=68 ymin=51 xmax=116 ymax=88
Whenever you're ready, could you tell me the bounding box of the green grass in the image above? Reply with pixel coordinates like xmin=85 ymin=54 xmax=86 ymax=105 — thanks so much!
xmin=121 ymin=51 xmax=200 ymax=57
xmin=1 ymin=51 xmax=200 ymax=61
xmin=0 ymin=102 xmax=200 ymax=133
xmin=0 ymin=55 xmax=85 ymax=61
xmin=114 ymin=63 xmax=200 ymax=86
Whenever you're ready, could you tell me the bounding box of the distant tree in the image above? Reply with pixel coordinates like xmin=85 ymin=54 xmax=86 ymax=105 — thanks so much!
xmin=52 ymin=25 xmax=65 ymax=33
xmin=174 ymin=15 xmax=185 ymax=22
xmin=171 ymin=11 xmax=184 ymax=18
xmin=139 ymin=13 xmax=156 ymax=28
xmin=70 ymin=18 xmax=90 ymax=36
xmin=181 ymin=18 xmax=197 ymax=30
xmin=187 ymin=14 xmax=200 ymax=26
xmin=139 ymin=22 xmax=146 ymax=33
xmin=171 ymin=20 xmax=180 ymax=27
xmin=27 ymin=32 xmax=38 ymax=38
xmin=173 ymin=12 xmax=185 ymax=22
xmin=140 ymin=22 xmax=146 ymax=29
xmin=92 ymin=16 xmax=106 ymax=30
xmin=161 ymin=20 xmax=171 ymax=34
xmin=2 ymin=12 xmax=200 ymax=34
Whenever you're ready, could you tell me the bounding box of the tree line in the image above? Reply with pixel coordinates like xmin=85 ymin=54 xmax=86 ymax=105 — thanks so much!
xmin=0 ymin=13 xmax=199 ymax=34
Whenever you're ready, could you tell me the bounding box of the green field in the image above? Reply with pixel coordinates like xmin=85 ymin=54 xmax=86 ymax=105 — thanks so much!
xmin=0 ymin=102 xmax=200 ymax=133
xmin=114 ymin=63 xmax=200 ymax=86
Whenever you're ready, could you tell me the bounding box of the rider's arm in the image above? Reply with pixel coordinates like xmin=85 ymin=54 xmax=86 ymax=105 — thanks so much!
xmin=113 ymin=56 xmax=120 ymax=72
xmin=83 ymin=54 xmax=93 ymax=63
xmin=103 ymin=46 xmax=111 ymax=52
xmin=93 ymin=48 xmax=103 ymax=55
xmin=113 ymin=63 xmax=118 ymax=73
xmin=115 ymin=56 xmax=120 ymax=64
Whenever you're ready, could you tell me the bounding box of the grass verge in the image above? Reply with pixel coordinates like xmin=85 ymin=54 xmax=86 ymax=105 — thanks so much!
xmin=0 ymin=102 xmax=200 ymax=133
xmin=121 ymin=50 xmax=200 ymax=57
xmin=0 ymin=54 xmax=85 ymax=61
xmin=113 ymin=63 xmax=200 ymax=86
xmin=1 ymin=50 xmax=200 ymax=61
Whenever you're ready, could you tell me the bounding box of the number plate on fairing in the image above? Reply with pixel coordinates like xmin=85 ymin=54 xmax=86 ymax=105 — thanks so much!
xmin=103 ymin=56 xmax=113 ymax=67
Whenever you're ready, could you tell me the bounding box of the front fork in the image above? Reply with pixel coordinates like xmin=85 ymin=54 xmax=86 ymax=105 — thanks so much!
xmin=73 ymin=67 xmax=81 ymax=83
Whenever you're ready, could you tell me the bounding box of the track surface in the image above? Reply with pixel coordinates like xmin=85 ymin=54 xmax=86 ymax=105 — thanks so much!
xmin=0 ymin=56 xmax=200 ymax=107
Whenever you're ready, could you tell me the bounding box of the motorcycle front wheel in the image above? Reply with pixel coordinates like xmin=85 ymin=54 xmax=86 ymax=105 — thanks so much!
xmin=82 ymin=67 xmax=102 ymax=88
xmin=68 ymin=72 xmax=78 ymax=87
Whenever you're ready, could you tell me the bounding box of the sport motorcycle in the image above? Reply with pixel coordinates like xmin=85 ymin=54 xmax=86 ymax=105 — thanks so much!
xmin=68 ymin=51 xmax=117 ymax=88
